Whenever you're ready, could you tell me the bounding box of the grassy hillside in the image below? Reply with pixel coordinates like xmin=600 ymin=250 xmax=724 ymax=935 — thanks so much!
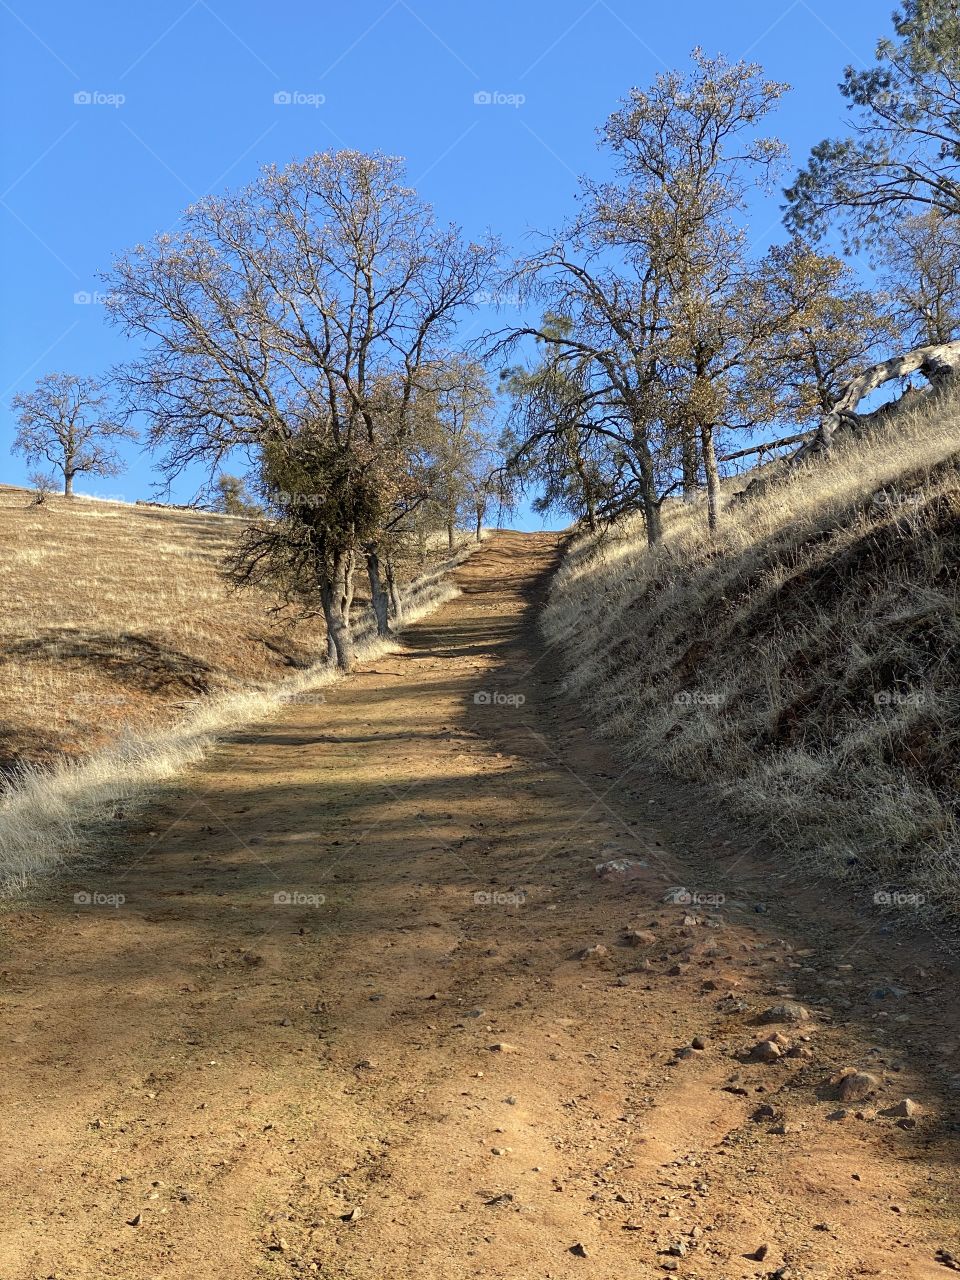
xmin=543 ymin=387 xmax=960 ymax=916
xmin=0 ymin=487 xmax=467 ymax=774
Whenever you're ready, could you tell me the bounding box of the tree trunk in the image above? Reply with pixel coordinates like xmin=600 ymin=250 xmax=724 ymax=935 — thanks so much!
xmin=446 ymin=514 xmax=455 ymax=552
xmin=794 ymin=338 xmax=960 ymax=463
xmin=700 ymin=423 xmax=721 ymax=532
xmin=680 ymin=424 xmax=699 ymax=501
xmin=320 ymin=550 xmax=355 ymax=672
xmin=385 ymin=555 xmax=403 ymax=624
xmin=64 ymin=471 xmax=74 ymax=497
xmin=365 ymin=547 xmax=391 ymax=637
xmin=474 ymin=507 xmax=483 ymax=542
xmin=632 ymin=428 xmax=662 ymax=547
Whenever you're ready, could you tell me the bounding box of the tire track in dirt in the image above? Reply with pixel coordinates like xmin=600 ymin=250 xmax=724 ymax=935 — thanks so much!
xmin=0 ymin=530 xmax=958 ymax=1279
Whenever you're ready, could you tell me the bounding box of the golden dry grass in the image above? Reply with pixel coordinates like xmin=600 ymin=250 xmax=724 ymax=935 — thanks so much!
xmin=0 ymin=486 xmax=476 ymax=771
xmin=0 ymin=489 xmax=483 ymax=896
xmin=543 ymin=387 xmax=960 ymax=916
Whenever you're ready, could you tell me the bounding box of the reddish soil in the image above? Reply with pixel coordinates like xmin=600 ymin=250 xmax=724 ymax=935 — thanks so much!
xmin=0 ymin=530 xmax=957 ymax=1279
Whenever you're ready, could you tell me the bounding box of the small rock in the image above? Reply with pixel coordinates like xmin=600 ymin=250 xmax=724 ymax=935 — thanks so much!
xmin=770 ymin=1121 xmax=802 ymax=1135
xmin=623 ymin=928 xmax=657 ymax=947
xmin=691 ymin=1035 xmax=708 ymax=1051
xmin=751 ymin=1103 xmax=779 ymax=1122
xmin=340 ymin=1207 xmax=362 ymax=1223
xmin=126 ymin=1213 xmax=142 ymax=1228
xmin=830 ymin=1068 xmax=880 ymax=1102
xmin=490 ymin=1042 xmax=518 ymax=1054
xmin=760 ymin=1002 xmax=809 ymax=1025
xmin=569 ymin=1241 xmax=589 ymax=1257
xmin=745 ymin=1243 xmax=769 ymax=1261
xmin=491 ymin=1147 xmax=510 ymax=1156
xmin=751 ymin=1039 xmax=784 ymax=1063
xmin=936 ymin=1248 xmax=960 ymax=1271
xmin=826 ymin=1108 xmax=848 ymax=1121
xmin=579 ymin=944 xmax=610 ymax=964
xmin=666 ymin=1239 xmax=687 ymax=1256
xmin=885 ymin=1097 xmax=920 ymax=1118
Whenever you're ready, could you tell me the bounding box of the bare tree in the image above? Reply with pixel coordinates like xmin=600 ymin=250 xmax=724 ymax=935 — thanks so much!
xmin=11 ymin=372 xmax=135 ymax=496
xmin=105 ymin=151 xmax=499 ymax=669
xmin=502 ymin=244 xmax=671 ymax=546
xmin=415 ymin=357 xmax=497 ymax=549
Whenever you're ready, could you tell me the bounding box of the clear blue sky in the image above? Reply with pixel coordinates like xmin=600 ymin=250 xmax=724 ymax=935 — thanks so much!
xmin=1 ymin=0 xmax=890 ymax=526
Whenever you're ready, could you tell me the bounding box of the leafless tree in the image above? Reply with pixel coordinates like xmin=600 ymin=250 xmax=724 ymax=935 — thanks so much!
xmin=105 ymin=151 xmax=499 ymax=669
xmin=11 ymin=372 xmax=135 ymax=496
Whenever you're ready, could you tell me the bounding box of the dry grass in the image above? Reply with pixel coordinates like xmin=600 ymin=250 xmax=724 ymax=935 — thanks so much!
xmin=0 ymin=531 xmax=479 ymax=897
xmin=0 ymin=485 xmax=478 ymax=771
xmin=543 ymin=387 xmax=960 ymax=917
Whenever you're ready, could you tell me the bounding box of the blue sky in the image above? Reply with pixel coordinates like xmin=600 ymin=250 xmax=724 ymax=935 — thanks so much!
xmin=1 ymin=0 xmax=892 ymax=526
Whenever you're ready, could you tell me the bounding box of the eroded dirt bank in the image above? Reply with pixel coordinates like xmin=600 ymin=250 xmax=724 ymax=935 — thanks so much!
xmin=0 ymin=530 xmax=957 ymax=1279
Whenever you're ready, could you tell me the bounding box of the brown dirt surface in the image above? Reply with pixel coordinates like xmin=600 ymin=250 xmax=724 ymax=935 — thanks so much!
xmin=1 ymin=530 xmax=958 ymax=1279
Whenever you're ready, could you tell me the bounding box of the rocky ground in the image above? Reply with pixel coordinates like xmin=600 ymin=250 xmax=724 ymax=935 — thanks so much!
xmin=0 ymin=530 xmax=957 ymax=1278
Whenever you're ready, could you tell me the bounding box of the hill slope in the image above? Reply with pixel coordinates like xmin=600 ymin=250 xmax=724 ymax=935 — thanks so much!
xmin=543 ymin=387 xmax=960 ymax=917
xmin=0 ymin=487 xmax=465 ymax=775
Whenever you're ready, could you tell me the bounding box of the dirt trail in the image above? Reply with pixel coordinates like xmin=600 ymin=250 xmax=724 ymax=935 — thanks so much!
xmin=1 ymin=530 xmax=958 ymax=1279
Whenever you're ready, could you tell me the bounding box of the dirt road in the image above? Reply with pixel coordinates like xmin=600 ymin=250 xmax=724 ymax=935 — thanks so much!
xmin=1 ymin=530 xmax=958 ymax=1279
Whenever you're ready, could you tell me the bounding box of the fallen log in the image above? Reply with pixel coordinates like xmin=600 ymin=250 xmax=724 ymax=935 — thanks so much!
xmin=719 ymin=430 xmax=816 ymax=464
xmin=791 ymin=340 xmax=960 ymax=464
xmin=731 ymin=342 xmax=960 ymax=506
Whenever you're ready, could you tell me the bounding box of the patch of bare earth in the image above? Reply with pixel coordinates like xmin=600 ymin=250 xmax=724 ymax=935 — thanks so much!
xmin=0 ymin=531 xmax=957 ymax=1279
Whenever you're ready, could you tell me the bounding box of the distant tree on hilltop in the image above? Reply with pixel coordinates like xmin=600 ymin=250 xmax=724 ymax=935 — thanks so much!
xmin=212 ymin=473 xmax=263 ymax=517
xmin=11 ymin=372 xmax=136 ymax=497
